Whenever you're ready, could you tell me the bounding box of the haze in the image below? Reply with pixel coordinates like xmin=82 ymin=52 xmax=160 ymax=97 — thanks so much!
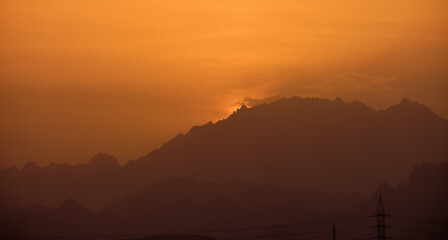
xmin=1 ymin=0 xmax=447 ymax=168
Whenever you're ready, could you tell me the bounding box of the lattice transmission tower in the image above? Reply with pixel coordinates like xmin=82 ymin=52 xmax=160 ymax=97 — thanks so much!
xmin=373 ymin=194 xmax=391 ymax=240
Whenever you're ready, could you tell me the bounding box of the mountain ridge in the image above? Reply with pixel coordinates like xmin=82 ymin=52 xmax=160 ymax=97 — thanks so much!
xmin=3 ymin=97 xmax=444 ymax=171
xmin=1 ymin=161 xmax=446 ymax=238
xmin=1 ymin=96 xmax=447 ymax=213
xmin=123 ymin=97 xmax=447 ymax=190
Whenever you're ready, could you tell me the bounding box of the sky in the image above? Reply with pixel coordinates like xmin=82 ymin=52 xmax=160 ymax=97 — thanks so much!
xmin=0 ymin=0 xmax=447 ymax=168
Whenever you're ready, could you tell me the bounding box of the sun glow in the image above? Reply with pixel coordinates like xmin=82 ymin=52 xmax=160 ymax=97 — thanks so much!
xmin=0 ymin=0 xmax=447 ymax=168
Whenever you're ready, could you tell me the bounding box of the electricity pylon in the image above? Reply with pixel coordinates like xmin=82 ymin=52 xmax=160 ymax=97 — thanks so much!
xmin=372 ymin=194 xmax=391 ymax=239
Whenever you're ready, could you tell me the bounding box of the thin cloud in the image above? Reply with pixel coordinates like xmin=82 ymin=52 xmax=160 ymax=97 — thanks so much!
xmin=237 ymin=95 xmax=286 ymax=107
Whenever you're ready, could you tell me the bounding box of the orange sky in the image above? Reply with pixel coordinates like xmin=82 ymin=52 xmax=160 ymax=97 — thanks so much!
xmin=1 ymin=0 xmax=447 ymax=168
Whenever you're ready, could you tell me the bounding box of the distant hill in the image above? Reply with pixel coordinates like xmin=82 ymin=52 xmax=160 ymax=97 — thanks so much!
xmin=1 ymin=97 xmax=447 ymax=213
xmin=0 ymin=152 xmax=124 ymax=213
xmin=0 ymin=199 xmax=98 ymax=237
xmin=361 ymin=161 xmax=448 ymax=218
xmin=0 ymin=180 xmax=366 ymax=238
xmin=360 ymin=161 xmax=448 ymax=239
xmin=1 ymin=161 xmax=446 ymax=238
xmin=102 ymin=178 xmax=365 ymax=217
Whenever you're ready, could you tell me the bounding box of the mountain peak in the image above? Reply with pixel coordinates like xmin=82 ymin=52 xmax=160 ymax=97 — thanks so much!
xmin=88 ymin=152 xmax=120 ymax=169
xmin=55 ymin=198 xmax=92 ymax=215
xmin=385 ymin=98 xmax=438 ymax=118
xmin=396 ymin=98 xmax=424 ymax=108
xmin=232 ymin=104 xmax=248 ymax=115
xmin=334 ymin=97 xmax=345 ymax=104
xmin=21 ymin=161 xmax=40 ymax=172
xmin=399 ymin=97 xmax=412 ymax=104
xmin=396 ymin=98 xmax=423 ymax=108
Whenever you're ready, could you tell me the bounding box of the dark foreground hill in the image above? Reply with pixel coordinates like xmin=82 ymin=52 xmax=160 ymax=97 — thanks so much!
xmin=1 ymin=161 xmax=446 ymax=239
xmin=0 ymin=97 xmax=447 ymax=212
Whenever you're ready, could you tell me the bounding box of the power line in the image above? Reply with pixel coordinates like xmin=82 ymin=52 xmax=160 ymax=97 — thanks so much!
xmin=337 ymin=230 xmax=373 ymax=237
xmin=391 ymin=216 xmax=448 ymax=226
xmin=1 ymin=233 xmax=145 ymax=240
xmin=7 ymin=195 xmax=446 ymax=240
xmin=336 ymin=228 xmax=375 ymax=239
xmin=393 ymin=226 xmax=448 ymax=236
xmin=183 ymin=216 xmax=371 ymax=234
xmin=391 ymin=238 xmax=438 ymax=240
xmin=1 ymin=216 xmax=371 ymax=239
xmin=220 ymin=230 xmax=333 ymax=240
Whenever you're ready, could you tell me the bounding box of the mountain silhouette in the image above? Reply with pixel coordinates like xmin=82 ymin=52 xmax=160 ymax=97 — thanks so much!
xmin=102 ymin=178 xmax=365 ymax=217
xmin=87 ymin=152 xmax=120 ymax=170
xmin=0 ymin=153 xmax=124 ymax=213
xmin=359 ymin=161 xmax=448 ymax=239
xmin=0 ymin=199 xmax=100 ymax=237
xmin=0 ymin=97 xmax=447 ymax=214
xmin=1 ymin=161 xmax=446 ymax=238
xmin=124 ymin=97 xmax=447 ymax=192
xmin=55 ymin=198 xmax=93 ymax=216
xmin=21 ymin=161 xmax=41 ymax=172
xmin=361 ymin=161 xmax=448 ymax=218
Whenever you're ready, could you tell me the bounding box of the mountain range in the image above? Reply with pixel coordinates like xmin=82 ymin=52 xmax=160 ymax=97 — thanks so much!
xmin=1 ymin=97 xmax=447 ymax=214
xmin=1 ymin=160 xmax=446 ymax=238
